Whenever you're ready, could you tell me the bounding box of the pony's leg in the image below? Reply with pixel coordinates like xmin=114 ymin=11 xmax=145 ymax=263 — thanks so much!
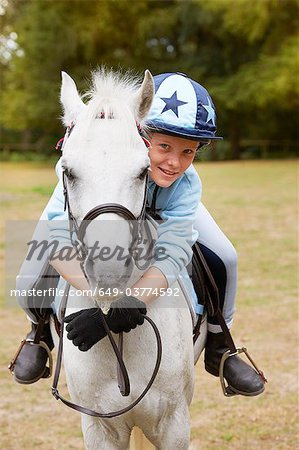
xmin=81 ymin=415 xmax=131 ymax=450
xmin=155 ymin=422 xmax=190 ymax=450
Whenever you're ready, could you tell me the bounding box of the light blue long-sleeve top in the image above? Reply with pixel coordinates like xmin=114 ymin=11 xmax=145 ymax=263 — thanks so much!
xmin=47 ymin=158 xmax=202 ymax=288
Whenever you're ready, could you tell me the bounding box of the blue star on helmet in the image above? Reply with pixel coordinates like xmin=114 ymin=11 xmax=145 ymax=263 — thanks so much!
xmin=160 ymin=91 xmax=188 ymax=118
xmin=202 ymin=97 xmax=216 ymax=126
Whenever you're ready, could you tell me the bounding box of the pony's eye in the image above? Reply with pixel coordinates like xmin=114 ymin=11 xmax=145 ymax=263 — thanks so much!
xmin=64 ymin=167 xmax=76 ymax=182
xmin=137 ymin=167 xmax=149 ymax=181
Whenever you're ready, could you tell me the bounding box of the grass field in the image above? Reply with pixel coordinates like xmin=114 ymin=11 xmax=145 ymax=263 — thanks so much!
xmin=0 ymin=160 xmax=298 ymax=449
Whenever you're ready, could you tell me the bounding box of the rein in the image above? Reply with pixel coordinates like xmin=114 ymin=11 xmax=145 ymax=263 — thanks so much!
xmin=51 ymin=283 xmax=162 ymax=418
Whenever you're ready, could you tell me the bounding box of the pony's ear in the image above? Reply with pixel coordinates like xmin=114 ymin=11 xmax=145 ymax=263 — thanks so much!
xmin=134 ymin=70 xmax=154 ymax=121
xmin=60 ymin=71 xmax=85 ymax=126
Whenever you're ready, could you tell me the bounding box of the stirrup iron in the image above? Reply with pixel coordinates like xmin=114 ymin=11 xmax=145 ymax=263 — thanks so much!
xmin=219 ymin=347 xmax=267 ymax=397
xmin=8 ymin=338 xmax=53 ymax=378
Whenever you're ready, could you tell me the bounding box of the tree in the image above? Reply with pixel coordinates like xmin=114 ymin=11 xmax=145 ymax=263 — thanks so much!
xmin=138 ymin=0 xmax=299 ymax=158
xmin=0 ymin=0 xmax=152 ymax=151
xmin=180 ymin=0 xmax=299 ymax=157
xmin=1 ymin=0 xmax=298 ymax=158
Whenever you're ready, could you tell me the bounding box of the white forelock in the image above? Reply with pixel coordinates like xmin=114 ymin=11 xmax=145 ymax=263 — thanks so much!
xmin=89 ymin=68 xmax=141 ymax=102
xmin=82 ymin=68 xmax=142 ymax=123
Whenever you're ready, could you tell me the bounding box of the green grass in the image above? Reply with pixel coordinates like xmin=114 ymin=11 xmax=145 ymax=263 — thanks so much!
xmin=2 ymin=185 xmax=55 ymax=196
xmin=0 ymin=159 xmax=298 ymax=449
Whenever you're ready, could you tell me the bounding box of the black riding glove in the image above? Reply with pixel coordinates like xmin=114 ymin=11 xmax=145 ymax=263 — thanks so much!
xmin=64 ymin=308 xmax=107 ymax=352
xmin=106 ymin=296 xmax=147 ymax=333
xmin=64 ymin=296 xmax=146 ymax=352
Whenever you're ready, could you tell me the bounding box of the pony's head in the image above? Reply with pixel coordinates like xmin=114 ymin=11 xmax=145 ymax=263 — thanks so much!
xmin=60 ymin=68 xmax=154 ymax=296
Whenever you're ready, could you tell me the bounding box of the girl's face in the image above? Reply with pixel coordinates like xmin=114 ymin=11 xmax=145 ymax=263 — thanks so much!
xmin=148 ymin=133 xmax=199 ymax=187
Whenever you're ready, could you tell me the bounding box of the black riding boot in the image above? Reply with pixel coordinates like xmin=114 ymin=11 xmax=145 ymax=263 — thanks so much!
xmin=13 ymin=322 xmax=54 ymax=384
xmin=205 ymin=331 xmax=265 ymax=396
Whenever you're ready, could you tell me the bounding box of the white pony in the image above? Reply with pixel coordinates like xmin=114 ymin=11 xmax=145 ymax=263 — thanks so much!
xmin=53 ymin=68 xmax=207 ymax=450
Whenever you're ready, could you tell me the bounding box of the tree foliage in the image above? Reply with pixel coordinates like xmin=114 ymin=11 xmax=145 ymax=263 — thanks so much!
xmin=0 ymin=0 xmax=298 ymax=158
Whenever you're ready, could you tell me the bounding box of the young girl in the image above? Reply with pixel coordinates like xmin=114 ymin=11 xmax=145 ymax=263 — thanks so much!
xmin=13 ymin=72 xmax=264 ymax=396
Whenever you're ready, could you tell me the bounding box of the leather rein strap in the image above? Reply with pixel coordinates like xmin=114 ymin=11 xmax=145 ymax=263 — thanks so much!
xmin=51 ymin=283 xmax=162 ymax=418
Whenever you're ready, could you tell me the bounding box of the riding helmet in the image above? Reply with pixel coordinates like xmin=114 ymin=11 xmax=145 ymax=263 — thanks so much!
xmin=146 ymin=72 xmax=222 ymax=141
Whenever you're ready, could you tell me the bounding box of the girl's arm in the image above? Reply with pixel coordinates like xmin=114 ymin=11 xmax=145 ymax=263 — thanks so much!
xmin=50 ymin=252 xmax=167 ymax=304
xmin=129 ymin=266 xmax=167 ymax=305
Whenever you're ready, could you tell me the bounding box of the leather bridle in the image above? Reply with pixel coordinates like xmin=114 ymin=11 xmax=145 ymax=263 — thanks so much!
xmin=52 ymin=127 xmax=162 ymax=418
xmin=62 ymin=169 xmax=148 ymax=267
xmin=60 ymin=119 xmax=150 ymax=266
